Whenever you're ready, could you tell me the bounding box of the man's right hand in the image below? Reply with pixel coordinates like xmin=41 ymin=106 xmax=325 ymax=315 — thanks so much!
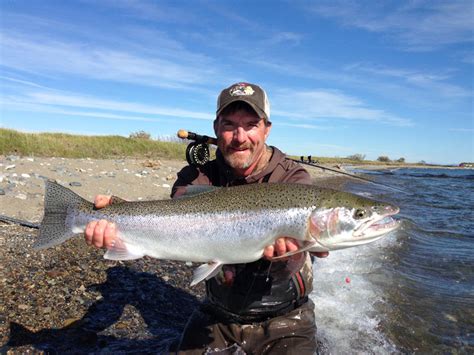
xmin=84 ymin=195 xmax=117 ymax=249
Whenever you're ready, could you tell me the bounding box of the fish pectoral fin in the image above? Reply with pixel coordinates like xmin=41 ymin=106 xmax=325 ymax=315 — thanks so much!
xmin=191 ymin=261 xmax=223 ymax=287
xmin=270 ymin=240 xmax=319 ymax=261
xmin=103 ymin=237 xmax=144 ymax=260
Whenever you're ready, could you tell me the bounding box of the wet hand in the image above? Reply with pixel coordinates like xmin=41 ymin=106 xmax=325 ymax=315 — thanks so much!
xmin=263 ymin=237 xmax=329 ymax=260
xmin=263 ymin=237 xmax=299 ymax=261
xmin=84 ymin=195 xmax=117 ymax=249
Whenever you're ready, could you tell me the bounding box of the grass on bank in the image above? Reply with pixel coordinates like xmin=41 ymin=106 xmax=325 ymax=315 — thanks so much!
xmin=0 ymin=128 xmax=188 ymax=160
xmin=1 ymin=128 xmax=432 ymax=166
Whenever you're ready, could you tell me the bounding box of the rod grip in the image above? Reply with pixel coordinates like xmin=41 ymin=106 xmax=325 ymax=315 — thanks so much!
xmin=177 ymin=129 xmax=217 ymax=145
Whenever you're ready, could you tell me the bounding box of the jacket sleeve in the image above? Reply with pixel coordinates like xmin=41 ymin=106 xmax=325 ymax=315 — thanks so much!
xmin=171 ymin=164 xmax=214 ymax=198
xmin=269 ymin=159 xmax=312 ymax=185
xmin=281 ymin=165 xmax=312 ymax=184
xmin=170 ymin=165 xmax=200 ymax=198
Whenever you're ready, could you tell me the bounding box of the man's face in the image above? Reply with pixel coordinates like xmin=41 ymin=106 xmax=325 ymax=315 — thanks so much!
xmin=214 ymin=109 xmax=271 ymax=174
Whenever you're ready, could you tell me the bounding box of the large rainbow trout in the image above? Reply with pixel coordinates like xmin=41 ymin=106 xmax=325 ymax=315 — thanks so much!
xmin=34 ymin=180 xmax=400 ymax=285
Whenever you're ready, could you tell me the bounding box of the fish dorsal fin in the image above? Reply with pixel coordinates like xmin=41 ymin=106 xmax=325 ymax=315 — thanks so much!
xmin=109 ymin=196 xmax=127 ymax=205
xmin=177 ymin=185 xmax=220 ymax=199
xmin=191 ymin=261 xmax=223 ymax=286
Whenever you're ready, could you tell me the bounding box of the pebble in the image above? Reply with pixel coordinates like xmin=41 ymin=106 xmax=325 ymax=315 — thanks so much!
xmin=69 ymin=181 xmax=82 ymax=187
xmin=5 ymin=165 xmax=16 ymax=170
xmin=6 ymin=155 xmax=20 ymax=162
xmin=21 ymin=173 xmax=31 ymax=178
xmin=162 ymin=184 xmax=170 ymax=188
xmin=18 ymin=304 xmax=29 ymax=310
xmin=0 ymin=189 xmax=5 ymax=195
xmin=15 ymin=194 xmax=27 ymax=200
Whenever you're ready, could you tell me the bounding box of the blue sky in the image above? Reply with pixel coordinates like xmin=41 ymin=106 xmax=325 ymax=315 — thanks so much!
xmin=1 ymin=0 xmax=473 ymax=165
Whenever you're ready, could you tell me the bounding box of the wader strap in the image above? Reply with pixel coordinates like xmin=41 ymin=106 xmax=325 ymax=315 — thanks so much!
xmin=262 ymin=173 xmax=272 ymax=183
xmin=292 ymin=271 xmax=308 ymax=299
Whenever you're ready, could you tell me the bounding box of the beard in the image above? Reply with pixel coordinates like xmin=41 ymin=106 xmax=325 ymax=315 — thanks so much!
xmin=223 ymin=148 xmax=254 ymax=169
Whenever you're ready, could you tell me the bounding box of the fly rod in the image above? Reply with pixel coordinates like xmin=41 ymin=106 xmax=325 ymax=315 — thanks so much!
xmin=177 ymin=129 xmax=407 ymax=194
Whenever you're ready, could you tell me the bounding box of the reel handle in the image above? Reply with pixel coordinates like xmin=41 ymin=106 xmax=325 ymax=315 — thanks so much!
xmin=177 ymin=129 xmax=217 ymax=145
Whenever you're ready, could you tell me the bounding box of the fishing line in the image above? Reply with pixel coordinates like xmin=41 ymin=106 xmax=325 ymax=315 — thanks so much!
xmin=0 ymin=214 xmax=39 ymax=229
xmin=292 ymin=159 xmax=409 ymax=194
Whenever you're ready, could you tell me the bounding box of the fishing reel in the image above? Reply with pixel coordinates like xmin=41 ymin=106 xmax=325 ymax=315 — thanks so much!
xmin=186 ymin=142 xmax=210 ymax=166
xmin=177 ymin=129 xmax=217 ymax=166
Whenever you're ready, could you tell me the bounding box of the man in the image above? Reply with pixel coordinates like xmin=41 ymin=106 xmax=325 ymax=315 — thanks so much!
xmin=85 ymin=82 xmax=328 ymax=354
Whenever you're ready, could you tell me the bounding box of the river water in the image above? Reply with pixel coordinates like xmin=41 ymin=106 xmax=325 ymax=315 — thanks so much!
xmin=311 ymin=168 xmax=474 ymax=353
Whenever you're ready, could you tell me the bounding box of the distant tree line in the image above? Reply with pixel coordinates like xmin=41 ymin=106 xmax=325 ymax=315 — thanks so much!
xmin=345 ymin=153 xmax=408 ymax=163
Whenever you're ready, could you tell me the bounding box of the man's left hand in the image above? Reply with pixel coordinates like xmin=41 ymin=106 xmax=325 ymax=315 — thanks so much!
xmin=263 ymin=237 xmax=329 ymax=261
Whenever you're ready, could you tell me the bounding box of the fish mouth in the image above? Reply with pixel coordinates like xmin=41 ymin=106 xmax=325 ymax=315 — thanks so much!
xmin=353 ymin=207 xmax=400 ymax=240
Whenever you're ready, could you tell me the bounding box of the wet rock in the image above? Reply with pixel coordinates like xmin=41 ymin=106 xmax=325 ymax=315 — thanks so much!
xmin=6 ymin=155 xmax=20 ymax=162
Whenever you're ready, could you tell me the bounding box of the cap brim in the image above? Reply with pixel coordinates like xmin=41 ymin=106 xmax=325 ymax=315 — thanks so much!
xmin=216 ymin=98 xmax=268 ymax=121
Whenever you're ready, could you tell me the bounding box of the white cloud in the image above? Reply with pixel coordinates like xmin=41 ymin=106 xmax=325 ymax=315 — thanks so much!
xmin=308 ymin=0 xmax=474 ymax=51
xmin=272 ymin=89 xmax=413 ymax=126
xmin=345 ymin=63 xmax=472 ymax=98
xmin=449 ymin=128 xmax=474 ymax=132
xmin=276 ymin=122 xmax=332 ymax=130
xmin=3 ymin=91 xmax=214 ymax=121
xmin=0 ymin=32 xmax=217 ymax=89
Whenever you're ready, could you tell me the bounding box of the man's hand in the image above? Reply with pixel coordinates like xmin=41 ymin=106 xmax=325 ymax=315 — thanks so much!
xmin=84 ymin=195 xmax=117 ymax=249
xmin=263 ymin=237 xmax=329 ymax=260
xmin=222 ymin=237 xmax=329 ymax=287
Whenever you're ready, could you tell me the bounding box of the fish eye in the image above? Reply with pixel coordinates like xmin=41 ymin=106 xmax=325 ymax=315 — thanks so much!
xmin=354 ymin=209 xmax=366 ymax=219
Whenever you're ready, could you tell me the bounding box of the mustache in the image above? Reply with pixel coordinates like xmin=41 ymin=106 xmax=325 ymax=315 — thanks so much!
xmin=227 ymin=144 xmax=252 ymax=150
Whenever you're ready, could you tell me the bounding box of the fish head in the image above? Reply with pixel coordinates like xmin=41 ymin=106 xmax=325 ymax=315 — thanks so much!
xmin=308 ymin=192 xmax=400 ymax=250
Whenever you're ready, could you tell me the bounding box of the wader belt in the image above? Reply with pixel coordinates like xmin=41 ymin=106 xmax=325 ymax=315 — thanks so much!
xmin=204 ymin=296 xmax=309 ymax=324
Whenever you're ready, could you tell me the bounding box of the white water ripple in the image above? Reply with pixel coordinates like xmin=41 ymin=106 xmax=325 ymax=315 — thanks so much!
xmin=310 ymin=231 xmax=399 ymax=354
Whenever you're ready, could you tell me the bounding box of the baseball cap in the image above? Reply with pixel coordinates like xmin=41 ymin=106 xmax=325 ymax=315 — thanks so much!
xmin=216 ymin=82 xmax=271 ymax=122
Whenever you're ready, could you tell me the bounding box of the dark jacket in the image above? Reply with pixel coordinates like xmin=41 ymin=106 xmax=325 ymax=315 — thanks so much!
xmin=171 ymin=146 xmax=314 ymax=319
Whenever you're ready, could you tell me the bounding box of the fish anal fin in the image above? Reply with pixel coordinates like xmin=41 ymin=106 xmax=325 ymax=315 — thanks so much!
xmin=191 ymin=261 xmax=223 ymax=286
xmin=270 ymin=240 xmax=319 ymax=261
xmin=103 ymin=237 xmax=144 ymax=260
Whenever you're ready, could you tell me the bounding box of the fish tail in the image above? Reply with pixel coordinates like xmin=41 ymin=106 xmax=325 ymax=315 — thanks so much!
xmin=33 ymin=180 xmax=92 ymax=250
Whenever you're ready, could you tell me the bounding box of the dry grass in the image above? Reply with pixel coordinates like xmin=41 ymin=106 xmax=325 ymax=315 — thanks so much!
xmin=0 ymin=128 xmax=188 ymax=160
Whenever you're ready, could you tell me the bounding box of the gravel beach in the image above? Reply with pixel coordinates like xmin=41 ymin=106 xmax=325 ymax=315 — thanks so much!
xmin=0 ymin=155 xmax=347 ymax=353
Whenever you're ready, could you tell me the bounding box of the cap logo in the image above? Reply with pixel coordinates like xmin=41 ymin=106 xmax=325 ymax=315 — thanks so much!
xmin=229 ymin=83 xmax=254 ymax=96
